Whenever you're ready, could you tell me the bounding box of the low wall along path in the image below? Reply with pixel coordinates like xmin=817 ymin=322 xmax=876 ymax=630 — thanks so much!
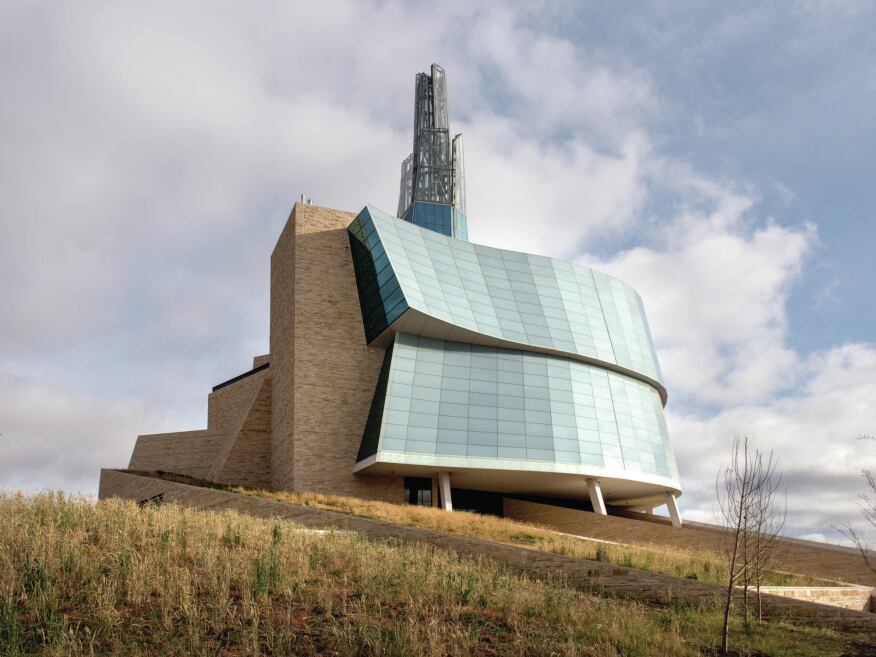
xmin=503 ymin=498 xmax=876 ymax=589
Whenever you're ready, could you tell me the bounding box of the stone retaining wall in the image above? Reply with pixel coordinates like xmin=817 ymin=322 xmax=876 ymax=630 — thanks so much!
xmin=759 ymin=586 xmax=873 ymax=612
xmin=504 ymin=498 xmax=876 ymax=588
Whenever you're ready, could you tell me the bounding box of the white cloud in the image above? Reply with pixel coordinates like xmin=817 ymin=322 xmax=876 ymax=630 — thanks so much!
xmin=464 ymin=6 xmax=657 ymax=139
xmin=668 ymin=343 xmax=876 ymax=537
xmin=583 ymin=161 xmax=815 ymax=407
xmin=793 ymin=0 xmax=874 ymax=21
xmin=0 ymin=372 xmax=158 ymax=494
xmin=574 ymin=158 xmax=874 ymax=538
xmin=467 ymin=121 xmax=650 ymax=256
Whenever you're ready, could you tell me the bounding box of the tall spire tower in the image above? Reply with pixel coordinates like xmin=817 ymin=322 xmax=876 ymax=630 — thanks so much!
xmin=397 ymin=64 xmax=468 ymax=240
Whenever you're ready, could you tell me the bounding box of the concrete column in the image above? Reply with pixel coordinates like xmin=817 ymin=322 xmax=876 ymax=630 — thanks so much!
xmin=431 ymin=477 xmax=440 ymax=508
xmin=439 ymin=472 xmax=453 ymax=511
xmin=664 ymin=492 xmax=683 ymax=528
xmin=587 ymin=479 xmax=607 ymax=515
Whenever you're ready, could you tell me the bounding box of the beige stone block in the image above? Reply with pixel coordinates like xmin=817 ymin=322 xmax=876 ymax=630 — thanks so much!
xmin=128 ymin=431 xmax=226 ymax=480
xmin=118 ymin=202 xmax=402 ymax=502
xmin=214 ymin=378 xmax=272 ymax=489
xmin=269 ymin=203 xmax=402 ymax=502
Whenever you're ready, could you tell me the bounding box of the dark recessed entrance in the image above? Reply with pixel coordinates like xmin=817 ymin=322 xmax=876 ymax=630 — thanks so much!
xmin=403 ymin=477 xmax=432 ymax=507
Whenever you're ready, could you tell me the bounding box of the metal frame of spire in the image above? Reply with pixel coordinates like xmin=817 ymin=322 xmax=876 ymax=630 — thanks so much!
xmin=397 ymin=64 xmax=466 ymax=232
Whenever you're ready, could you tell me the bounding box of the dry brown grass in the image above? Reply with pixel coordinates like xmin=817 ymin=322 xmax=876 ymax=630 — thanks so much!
xmin=234 ymin=488 xmax=827 ymax=588
xmin=0 ymin=492 xmax=855 ymax=656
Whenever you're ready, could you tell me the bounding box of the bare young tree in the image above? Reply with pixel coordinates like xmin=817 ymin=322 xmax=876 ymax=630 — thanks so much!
xmin=841 ymin=434 xmax=876 ymax=574
xmin=749 ymin=450 xmax=787 ymax=623
xmin=717 ymin=436 xmax=756 ymax=653
xmin=715 ymin=436 xmax=785 ymax=653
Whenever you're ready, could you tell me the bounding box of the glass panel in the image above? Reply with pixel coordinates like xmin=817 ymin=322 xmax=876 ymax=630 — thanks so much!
xmin=360 ymin=333 xmax=678 ymax=482
xmin=356 ymin=206 xmax=665 ymax=388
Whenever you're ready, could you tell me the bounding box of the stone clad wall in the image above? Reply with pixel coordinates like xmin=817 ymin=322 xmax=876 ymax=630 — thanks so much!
xmin=271 ymin=204 xmax=403 ymax=501
xmin=127 ymin=367 xmax=271 ymax=487
xmin=269 ymin=206 xmax=298 ymax=491
xmin=127 ymin=431 xmax=225 ymax=480
xmin=206 ymin=369 xmax=269 ymax=437
xmin=213 ymin=378 xmax=273 ymax=488
xmin=759 ymin=587 xmax=873 ymax=613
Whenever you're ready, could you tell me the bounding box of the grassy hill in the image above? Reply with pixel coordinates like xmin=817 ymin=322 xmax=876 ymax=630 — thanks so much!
xmin=233 ymin=486 xmax=833 ymax=588
xmin=0 ymin=492 xmax=864 ymax=656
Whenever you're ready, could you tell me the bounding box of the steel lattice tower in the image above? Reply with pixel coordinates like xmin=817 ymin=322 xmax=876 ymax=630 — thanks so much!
xmin=397 ymin=64 xmax=468 ymax=240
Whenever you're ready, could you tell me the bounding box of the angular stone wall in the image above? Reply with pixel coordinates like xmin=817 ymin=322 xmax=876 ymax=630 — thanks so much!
xmin=126 ymin=430 xmax=225 ymax=480
xmin=211 ymin=378 xmax=272 ymax=488
xmin=759 ymin=586 xmax=873 ymax=613
xmin=127 ymin=366 xmax=271 ymax=488
xmin=269 ymin=203 xmax=402 ymax=501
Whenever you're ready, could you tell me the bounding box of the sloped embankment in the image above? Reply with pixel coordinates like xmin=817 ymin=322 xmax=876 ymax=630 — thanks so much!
xmin=2 ymin=488 xmax=869 ymax=657
xmin=98 ymin=469 xmax=876 ymax=635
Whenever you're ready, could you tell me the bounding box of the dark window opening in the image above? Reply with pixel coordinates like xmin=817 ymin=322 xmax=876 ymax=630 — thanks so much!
xmin=504 ymin=493 xmax=594 ymax=514
xmin=356 ymin=344 xmax=394 ymax=463
xmin=404 ymin=477 xmax=433 ymax=507
xmin=450 ymin=488 xmax=504 ymax=516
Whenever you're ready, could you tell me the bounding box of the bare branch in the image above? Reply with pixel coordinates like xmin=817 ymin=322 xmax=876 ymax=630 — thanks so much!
xmin=841 ymin=438 xmax=876 ymax=575
xmin=715 ymin=435 xmax=785 ymax=651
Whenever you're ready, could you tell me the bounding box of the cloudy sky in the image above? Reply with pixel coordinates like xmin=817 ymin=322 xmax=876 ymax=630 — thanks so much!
xmin=1 ymin=1 xmax=874 ymax=542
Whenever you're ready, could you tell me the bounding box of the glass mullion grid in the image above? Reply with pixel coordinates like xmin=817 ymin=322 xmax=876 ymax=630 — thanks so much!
xmin=363 ymin=207 xmax=665 ymax=397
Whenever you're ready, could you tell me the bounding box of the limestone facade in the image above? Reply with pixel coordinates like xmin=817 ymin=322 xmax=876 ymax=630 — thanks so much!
xmin=123 ymin=203 xmax=403 ymax=502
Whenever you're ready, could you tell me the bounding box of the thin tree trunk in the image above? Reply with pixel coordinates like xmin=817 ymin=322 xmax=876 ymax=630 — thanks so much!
xmin=722 ymin=485 xmax=747 ymax=652
xmin=718 ymin=437 xmax=785 ymax=653
xmin=721 ymin=541 xmax=737 ymax=654
xmin=742 ymin=512 xmax=750 ymax=628
xmin=757 ymin=582 xmax=763 ymax=623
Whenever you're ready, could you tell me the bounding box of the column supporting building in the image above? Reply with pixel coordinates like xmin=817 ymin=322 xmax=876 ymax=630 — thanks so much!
xmin=587 ymin=479 xmax=607 ymax=515
xmin=664 ymin=492 xmax=683 ymax=528
xmin=439 ymin=472 xmax=453 ymax=511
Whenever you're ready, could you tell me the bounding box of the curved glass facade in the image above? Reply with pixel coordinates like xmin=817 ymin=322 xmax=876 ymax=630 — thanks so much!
xmin=350 ymin=206 xmax=663 ymax=392
xmin=358 ymin=333 xmax=679 ymax=483
xmin=350 ymin=205 xmax=680 ymax=496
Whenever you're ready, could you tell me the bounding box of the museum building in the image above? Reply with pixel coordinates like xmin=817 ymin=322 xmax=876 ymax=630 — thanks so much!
xmin=108 ymin=65 xmax=684 ymax=525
